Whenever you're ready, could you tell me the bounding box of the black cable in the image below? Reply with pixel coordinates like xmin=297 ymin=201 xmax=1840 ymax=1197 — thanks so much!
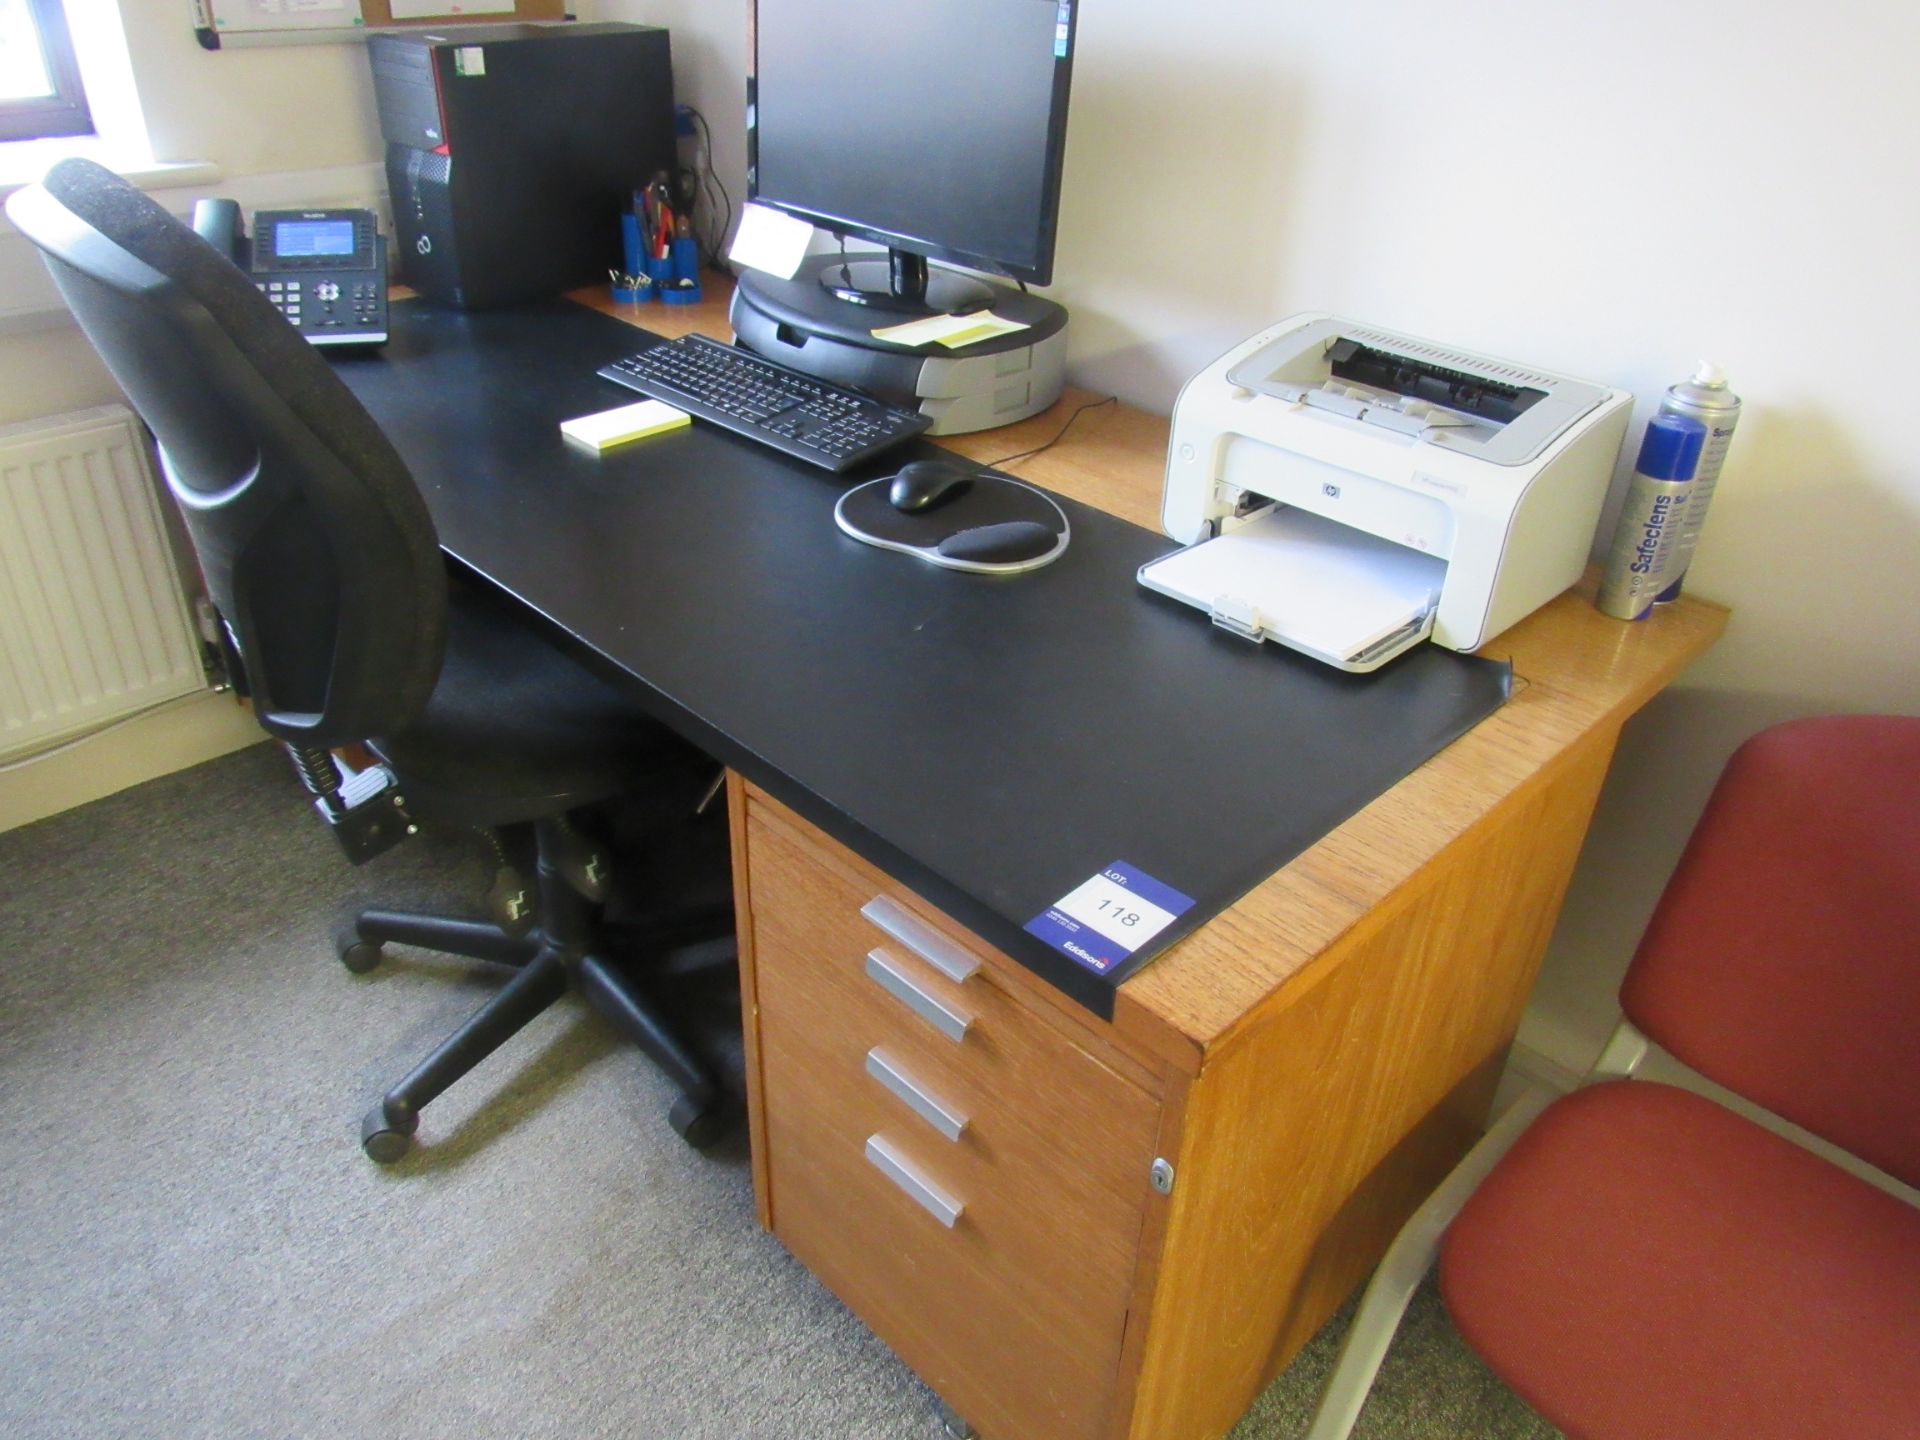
xmin=984 ymin=394 xmax=1116 ymax=470
xmin=682 ymin=106 xmax=733 ymax=267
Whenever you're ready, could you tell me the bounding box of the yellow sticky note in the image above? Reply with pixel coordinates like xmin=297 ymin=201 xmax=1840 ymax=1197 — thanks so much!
xmin=559 ymin=399 xmax=691 ymax=452
xmin=870 ymin=311 xmax=1031 ymax=348
xmin=931 ymin=319 xmax=1020 ymax=349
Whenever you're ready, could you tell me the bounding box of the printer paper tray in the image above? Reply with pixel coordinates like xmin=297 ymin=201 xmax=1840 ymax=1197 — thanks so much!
xmin=1138 ymin=507 xmax=1445 ymax=673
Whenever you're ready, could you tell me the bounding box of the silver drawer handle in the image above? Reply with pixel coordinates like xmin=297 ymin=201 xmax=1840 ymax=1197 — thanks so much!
xmin=865 ymin=1135 xmax=964 ymax=1228
xmin=866 ymin=1047 xmax=969 ymax=1141
xmin=860 ymin=896 xmax=981 ymax=984
xmin=865 ymin=949 xmax=972 ymax=1043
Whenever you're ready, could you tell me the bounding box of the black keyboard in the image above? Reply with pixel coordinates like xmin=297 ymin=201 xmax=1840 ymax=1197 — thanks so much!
xmin=597 ymin=333 xmax=932 ymax=472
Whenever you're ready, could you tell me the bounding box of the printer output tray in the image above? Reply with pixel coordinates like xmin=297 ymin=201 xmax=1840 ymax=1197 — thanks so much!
xmin=1138 ymin=507 xmax=1445 ymax=673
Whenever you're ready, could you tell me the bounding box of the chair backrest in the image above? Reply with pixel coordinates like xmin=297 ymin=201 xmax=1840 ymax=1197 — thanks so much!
xmin=3 ymin=158 xmax=445 ymax=748
xmin=1620 ymin=714 xmax=1920 ymax=1188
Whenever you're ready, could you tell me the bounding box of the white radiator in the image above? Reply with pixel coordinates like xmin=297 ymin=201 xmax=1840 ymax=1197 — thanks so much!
xmin=0 ymin=405 xmax=207 ymax=763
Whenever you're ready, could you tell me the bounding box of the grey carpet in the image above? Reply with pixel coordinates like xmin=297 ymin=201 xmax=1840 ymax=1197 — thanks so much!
xmin=0 ymin=745 xmax=1555 ymax=1439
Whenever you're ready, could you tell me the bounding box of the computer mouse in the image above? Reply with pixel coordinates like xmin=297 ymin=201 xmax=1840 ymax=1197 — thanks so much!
xmin=888 ymin=459 xmax=974 ymax=514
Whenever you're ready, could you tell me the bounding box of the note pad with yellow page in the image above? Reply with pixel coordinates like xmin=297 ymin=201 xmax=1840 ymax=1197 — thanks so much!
xmin=870 ymin=311 xmax=1032 ymax=349
xmin=559 ymin=398 xmax=691 ymax=452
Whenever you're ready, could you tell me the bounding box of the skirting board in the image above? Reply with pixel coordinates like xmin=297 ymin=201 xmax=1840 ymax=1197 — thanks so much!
xmin=0 ymin=688 xmax=263 ymax=834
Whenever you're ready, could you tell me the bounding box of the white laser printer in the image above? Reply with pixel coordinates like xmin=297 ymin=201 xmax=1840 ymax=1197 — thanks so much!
xmin=1140 ymin=314 xmax=1631 ymax=671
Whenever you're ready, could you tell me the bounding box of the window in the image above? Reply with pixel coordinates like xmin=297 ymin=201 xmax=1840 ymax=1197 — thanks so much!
xmin=1 ymin=0 xmax=92 ymax=142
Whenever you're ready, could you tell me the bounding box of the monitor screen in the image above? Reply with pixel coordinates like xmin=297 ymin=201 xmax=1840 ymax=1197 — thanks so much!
xmin=273 ymin=220 xmax=356 ymax=259
xmin=748 ymin=0 xmax=1078 ymax=285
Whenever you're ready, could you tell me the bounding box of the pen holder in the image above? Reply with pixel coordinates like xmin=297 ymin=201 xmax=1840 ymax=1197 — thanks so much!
xmin=620 ymin=214 xmax=644 ymax=278
xmin=660 ymin=235 xmax=703 ymax=305
xmin=643 ymin=254 xmax=675 ymax=291
xmin=610 ymin=280 xmax=651 ymax=305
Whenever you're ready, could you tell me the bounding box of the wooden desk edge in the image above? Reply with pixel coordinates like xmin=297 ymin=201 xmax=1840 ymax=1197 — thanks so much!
xmin=1113 ymin=586 xmax=1727 ymax=1060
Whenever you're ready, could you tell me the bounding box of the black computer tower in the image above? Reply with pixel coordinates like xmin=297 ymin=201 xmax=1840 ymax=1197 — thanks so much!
xmin=370 ymin=23 xmax=674 ymax=310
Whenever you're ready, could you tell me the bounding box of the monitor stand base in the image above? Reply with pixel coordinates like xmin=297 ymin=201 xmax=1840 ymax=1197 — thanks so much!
xmin=817 ymin=258 xmax=996 ymax=315
xmin=731 ymin=257 xmax=1070 ymax=438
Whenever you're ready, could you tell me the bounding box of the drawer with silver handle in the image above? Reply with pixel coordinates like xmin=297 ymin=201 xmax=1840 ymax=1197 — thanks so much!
xmin=859 ymin=895 xmax=981 ymax=984
xmin=865 ymin=1134 xmax=966 ymax=1228
xmin=864 ymin=948 xmax=973 ymax=1042
xmin=744 ymin=798 xmax=1167 ymax=1440
xmin=866 ymin=1046 xmax=969 ymax=1141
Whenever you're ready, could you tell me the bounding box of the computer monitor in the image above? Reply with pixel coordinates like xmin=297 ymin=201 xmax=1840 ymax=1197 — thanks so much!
xmin=731 ymin=0 xmax=1079 ymax=434
xmin=747 ymin=0 xmax=1077 ymax=309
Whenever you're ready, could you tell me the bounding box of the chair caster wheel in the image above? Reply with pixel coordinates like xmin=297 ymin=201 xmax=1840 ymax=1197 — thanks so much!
xmin=361 ymin=1102 xmax=418 ymax=1163
xmin=338 ymin=927 xmax=382 ymax=974
xmin=936 ymin=1399 xmax=978 ymax=1438
xmin=669 ymin=1093 xmax=726 ymax=1150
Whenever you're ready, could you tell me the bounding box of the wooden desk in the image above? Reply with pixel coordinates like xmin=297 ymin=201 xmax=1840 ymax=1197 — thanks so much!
xmin=578 ymin=282 xmax=1725 ymax=1438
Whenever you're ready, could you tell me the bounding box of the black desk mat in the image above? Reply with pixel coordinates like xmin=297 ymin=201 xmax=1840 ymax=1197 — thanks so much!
xmin=333 ymin=302 xmax=1510 ymax=1018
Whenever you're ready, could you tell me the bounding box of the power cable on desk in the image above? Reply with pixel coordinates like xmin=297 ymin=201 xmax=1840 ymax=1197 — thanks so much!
xmin=984 ymin=394 xmax=1117 ymax=471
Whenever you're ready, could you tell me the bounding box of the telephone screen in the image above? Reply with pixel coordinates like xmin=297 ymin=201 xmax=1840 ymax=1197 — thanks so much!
xmin=274 ymin=219 xmax=356 ymax=258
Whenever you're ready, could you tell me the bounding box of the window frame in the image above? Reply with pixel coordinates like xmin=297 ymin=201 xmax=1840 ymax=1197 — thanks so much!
xmin=0 ymin=0 xmax=94 ymax=143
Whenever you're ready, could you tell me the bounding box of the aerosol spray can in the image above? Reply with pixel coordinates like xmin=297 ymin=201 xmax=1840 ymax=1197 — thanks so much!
xmin=1654 ymin=361 xmax=1742 ymax=602
xmin=1596 ymin=412 xmax=1706 ymax=620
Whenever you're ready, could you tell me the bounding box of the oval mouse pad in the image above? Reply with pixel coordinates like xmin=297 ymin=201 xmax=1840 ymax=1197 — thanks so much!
xmin=835 ymin=470 xmax=1070 ymax=574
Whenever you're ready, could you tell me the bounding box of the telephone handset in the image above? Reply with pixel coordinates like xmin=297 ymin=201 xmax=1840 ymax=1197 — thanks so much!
xmin=192 ymin=199 xmax=389 ymax=347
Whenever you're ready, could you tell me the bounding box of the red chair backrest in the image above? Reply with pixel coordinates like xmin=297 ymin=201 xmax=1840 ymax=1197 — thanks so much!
xmin=1621 ymin=714 xmax=1920 ymax=1189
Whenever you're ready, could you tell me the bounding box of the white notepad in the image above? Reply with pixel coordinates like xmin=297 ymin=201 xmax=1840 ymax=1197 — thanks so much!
xmin=559 ymin=399 xmax=691 ymax=453
xmin=1139 ymin=507 xmax=1445 ymax=669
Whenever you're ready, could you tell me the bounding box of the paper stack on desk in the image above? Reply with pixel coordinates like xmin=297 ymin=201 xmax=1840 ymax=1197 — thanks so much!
xmin=870 ymin=311 xmax=1032 ymax=349
xmin=559 ymin=399 xmax=691 ymax=453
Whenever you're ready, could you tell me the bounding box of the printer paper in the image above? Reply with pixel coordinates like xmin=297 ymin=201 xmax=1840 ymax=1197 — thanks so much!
xmin=727 ymin=203 xmax=815 ymax=281
xmin=1141 ymin=507 xmax=1444 ymax=665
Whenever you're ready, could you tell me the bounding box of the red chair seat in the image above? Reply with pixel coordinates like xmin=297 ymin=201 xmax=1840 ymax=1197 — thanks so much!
xmin=1439 ymin=1080 xmax=1920 ymax=1440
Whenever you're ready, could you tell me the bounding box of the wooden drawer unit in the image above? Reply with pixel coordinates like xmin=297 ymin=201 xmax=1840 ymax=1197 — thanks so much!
xmin=741 ymin=800 xmax=1165 ymax=1440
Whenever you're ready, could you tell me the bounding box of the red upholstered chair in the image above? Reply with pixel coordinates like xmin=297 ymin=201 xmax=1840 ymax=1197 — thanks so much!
xmin=1304 ymin=714 xmax=1920 ymax=1440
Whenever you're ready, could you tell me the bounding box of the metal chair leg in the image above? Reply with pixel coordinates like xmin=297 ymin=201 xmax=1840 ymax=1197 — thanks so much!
xmin=1302 ymin=1087 xmax=1557 ymax=1440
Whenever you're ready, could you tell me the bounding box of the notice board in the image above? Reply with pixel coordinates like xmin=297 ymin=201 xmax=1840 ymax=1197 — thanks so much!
xmin=193 ymin=1 xmax=567 ymax=48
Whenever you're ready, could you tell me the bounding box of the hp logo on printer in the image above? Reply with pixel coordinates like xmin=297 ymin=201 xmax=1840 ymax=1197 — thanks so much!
xmin=1322 ymin=482 xmax=1342 ymax=500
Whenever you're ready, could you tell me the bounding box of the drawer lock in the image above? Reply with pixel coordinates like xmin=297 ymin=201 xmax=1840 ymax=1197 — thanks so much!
xmin=1151 ymin=1157 xmax=1176 ymax=1195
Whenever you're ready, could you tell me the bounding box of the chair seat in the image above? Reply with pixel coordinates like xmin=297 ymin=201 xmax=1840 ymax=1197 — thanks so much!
xmin=372 ymin=578 xmax=700 ymax=827
xmin=1439 ymin=1080 xmax=1920 ymax=1440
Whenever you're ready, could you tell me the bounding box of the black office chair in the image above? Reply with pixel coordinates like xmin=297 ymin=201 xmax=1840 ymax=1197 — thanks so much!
xmin=6 ymin=158 xmax=736 ymax=1162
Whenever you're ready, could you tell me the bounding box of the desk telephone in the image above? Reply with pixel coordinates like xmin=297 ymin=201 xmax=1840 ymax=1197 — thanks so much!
xmin=192 ymin=199 xmax=388 ymax=347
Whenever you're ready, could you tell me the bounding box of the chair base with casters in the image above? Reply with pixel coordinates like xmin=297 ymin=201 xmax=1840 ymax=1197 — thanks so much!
xmin=328 ymin=578 xmax=741 ymax=1165
xmin=344 ymin=813 xmax=738 ymax=1164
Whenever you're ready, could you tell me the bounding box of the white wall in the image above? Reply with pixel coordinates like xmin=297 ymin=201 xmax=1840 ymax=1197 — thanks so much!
xmin=124 ymin=6 xmax=382 ymax=176
xmin=599 ymin=0 xmax=1920 ymax=1073
xmin=0 ymin=9 xmax=384 ymax=426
